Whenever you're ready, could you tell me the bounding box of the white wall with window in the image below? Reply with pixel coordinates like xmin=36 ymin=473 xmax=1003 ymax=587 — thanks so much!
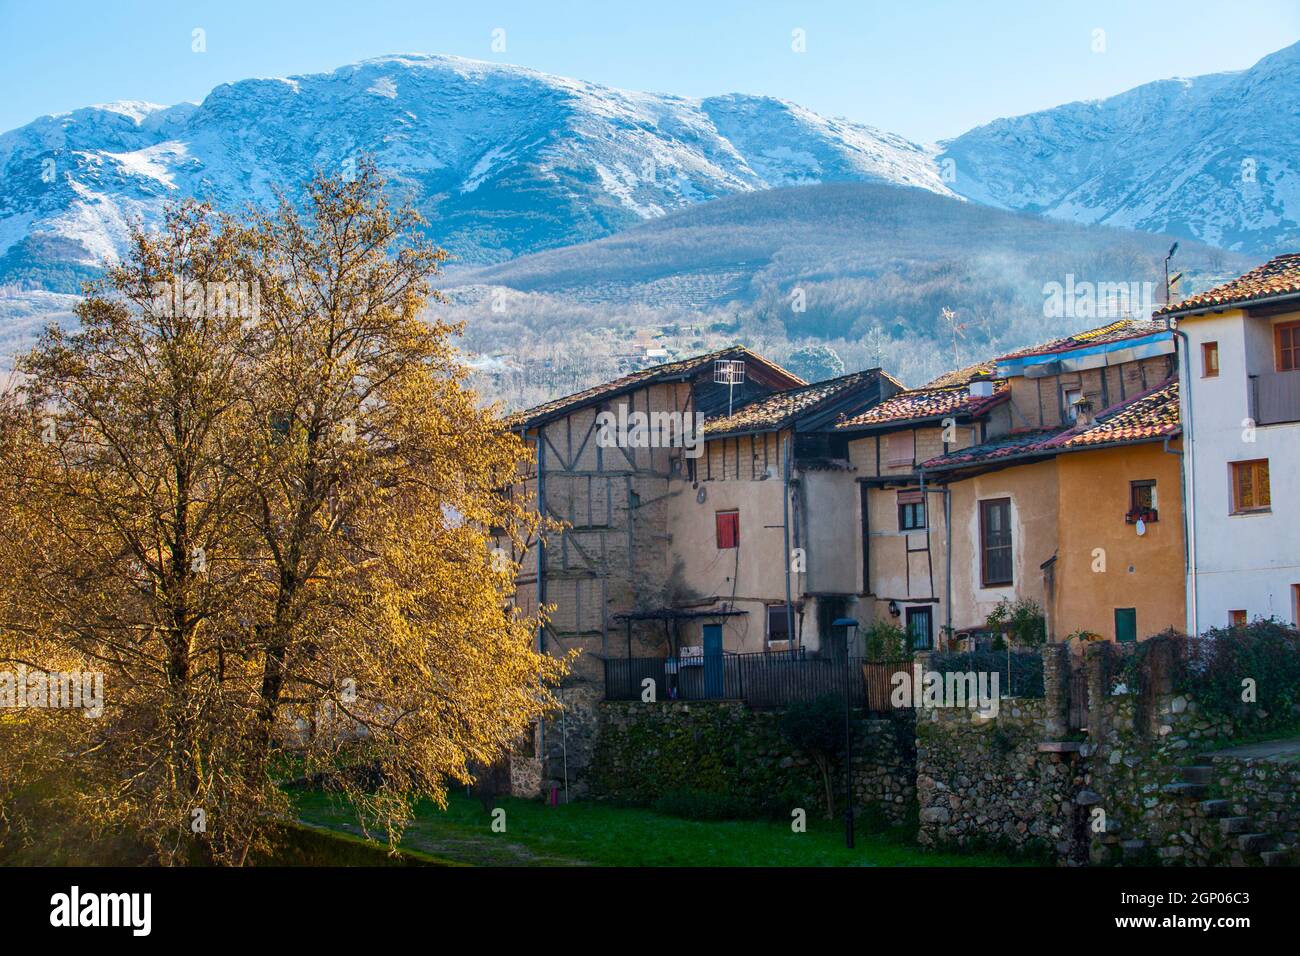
xmin=1177 ymin=307 xmax=1300 ymax=631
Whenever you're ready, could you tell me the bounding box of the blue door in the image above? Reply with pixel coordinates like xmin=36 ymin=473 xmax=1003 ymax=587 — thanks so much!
xmin=702 ymin=624 xmax=724 ymax=698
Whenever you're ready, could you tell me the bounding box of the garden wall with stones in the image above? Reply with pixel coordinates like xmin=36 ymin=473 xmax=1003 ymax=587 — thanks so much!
xmin=589 ymin=700 xmax=916 ymax=824
xmin=917 ymin=643 xmax=1300 ymax=866
xmin=915 ymin=696 xmax=1077 ymax=861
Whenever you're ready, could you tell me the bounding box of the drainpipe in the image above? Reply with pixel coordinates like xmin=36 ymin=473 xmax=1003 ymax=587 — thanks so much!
xmin=783 ymin=435 xmax=796 ymax=654
xmin=1169 ymin=321 xmax=1199 ymax=637
xmin=918 ymin=467 xmax=927 ymax=646
xmin=944 ymin=485 xmax=953 ymax=650
xmin=535 ymin=429 xmax=547 ymax=764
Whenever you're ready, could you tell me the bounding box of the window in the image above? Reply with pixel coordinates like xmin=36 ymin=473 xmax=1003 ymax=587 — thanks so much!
xmin=1230 ymin=459 xmax=1271 ymax=514
xmin=715 ymin=510 xmax=739 ymax=549
xmin=906 ymin=606 xmax=933 ymax=650
xmin=1127 ymin=479 xmax=1158 ymax=523
xmin=1277 ymin=320 xmax=1300 ymax=372
xmin=1115 ymin=607 xmax=1137 ymax=644
xmin=1201 ymin=341 xmax=1219 ymax=377
xmin=979 ymin=498 xmax=1013 ymax=587
xmin=766 ymin=603 xmax=791 ymax=644
xmin=1292 ymin=585 xmax=1300 ymax=627
xmin=1063 ymin=386 xmax=1083 ymax=422
xmin=1229 ymin=609 xmax=1248 ymax=628
xmin=1130 ymin=480 xmax=1156 ymax=511
xmin=897 ymin=490 xmax=926 ymax=530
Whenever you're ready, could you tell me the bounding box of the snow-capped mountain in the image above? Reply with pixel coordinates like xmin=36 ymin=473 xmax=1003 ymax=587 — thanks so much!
xmin=939 ymin=41 xmax=1300 ymax=255
xmin=0 ymin=54 xmax=952 ymax=288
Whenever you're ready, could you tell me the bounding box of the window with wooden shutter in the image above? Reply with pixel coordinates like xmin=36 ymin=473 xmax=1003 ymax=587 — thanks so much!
xmin=1276 ymin=321 xmax=1300 ymax=372
xmin=1201 ymin=341 xmax=1219 ymax=377
xmin=979 ymin=498 xmax=1013 ymax=587
xmin=1230 ymin=459 xmax=1271 ymax=513
xmin=884 ymin=431 xmax=914 ymax=467
xmin=715 ymin=510 xmax=739 ymax=549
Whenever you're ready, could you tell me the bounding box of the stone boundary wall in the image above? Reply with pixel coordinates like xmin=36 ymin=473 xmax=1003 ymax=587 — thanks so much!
xmin=918 ymin=644 xmax=1299 ymax=865
xmin=916 ymin=696 xmax=1079 ymax=859
xmin=590 ymin=700 xmax=916 ymax=824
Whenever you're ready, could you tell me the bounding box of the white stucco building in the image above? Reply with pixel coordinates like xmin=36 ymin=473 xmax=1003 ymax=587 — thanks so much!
xmin=1160 ymin=254 xmax=1300 ymax=634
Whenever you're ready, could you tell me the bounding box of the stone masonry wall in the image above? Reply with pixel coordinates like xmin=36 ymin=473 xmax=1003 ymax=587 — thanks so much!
xmin=916 ymin=697 xmax=1080 ymax=860
xmin=590 ymin=700 xmax=916 ymax=824
xmin=917 ymin=643 xmax=1300 ymax=865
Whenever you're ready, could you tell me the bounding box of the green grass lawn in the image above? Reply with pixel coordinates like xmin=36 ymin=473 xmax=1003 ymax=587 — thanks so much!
xmin=290 ymin=789 xmax=1029 ymax=867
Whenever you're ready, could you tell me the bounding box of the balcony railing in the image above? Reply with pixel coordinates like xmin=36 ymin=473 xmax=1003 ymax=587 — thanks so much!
xmin=1251 ymin=370 xmax=1300 ymax=426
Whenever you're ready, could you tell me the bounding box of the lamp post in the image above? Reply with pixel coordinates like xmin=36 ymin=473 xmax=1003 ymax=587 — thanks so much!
xmin=833 ymin=617 xmax=859 ymax=849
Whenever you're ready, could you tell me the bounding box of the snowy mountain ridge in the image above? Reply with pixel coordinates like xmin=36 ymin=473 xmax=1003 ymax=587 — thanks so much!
xmin=0 ymin=53 xmax=954 ymax=286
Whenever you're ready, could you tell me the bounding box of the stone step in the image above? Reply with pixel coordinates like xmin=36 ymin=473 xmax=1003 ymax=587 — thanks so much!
xmin=1260 ymin=850 xmax=1293 ymax=867
xmin=1180 ymin=765 xmax=1214 ymax=785
xmin=1121 ymin=839 xmax=1147 ymax=859
xmin=1220 ymin=816 xmax=1252 ymax=835
xmin=1162 ymin=782 xmax=1209 ymax=799
xmin=1239 ymin=833 xmax=1275 ymax=854
xmin=1199 ymin=799 xmax=1232 ymax=818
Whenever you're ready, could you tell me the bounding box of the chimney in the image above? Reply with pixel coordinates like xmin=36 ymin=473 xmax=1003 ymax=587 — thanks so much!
xmin=968 ymin=375 xmax=994 ymax=399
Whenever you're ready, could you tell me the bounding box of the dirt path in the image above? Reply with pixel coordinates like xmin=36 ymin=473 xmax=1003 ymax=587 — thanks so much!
xmin=318 ymin=818 xmax=590 ymax=867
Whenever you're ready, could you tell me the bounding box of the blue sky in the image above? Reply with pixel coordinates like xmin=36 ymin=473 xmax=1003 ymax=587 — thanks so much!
xmin=1 ymin=0 xmax=1297 ymax=141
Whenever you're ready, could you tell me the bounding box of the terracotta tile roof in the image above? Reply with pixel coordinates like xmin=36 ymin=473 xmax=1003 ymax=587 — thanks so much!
xmin=1156 ymin=253 xmax=1300 ymax=317
xmin=834 ymin=380 xmax=1008 ymax=431
xmin=506 ymin=346 xmax=805 ymax=429
xmin=995 ymin=319 xmax=1170 ymax=361
xmin=918 ymin=429 xmax=1059 ymax=470
xmin=1041 ymin=378 xmax=1180 ymax=449
xmin=704 ymin=369 xmax=887 ymax=436
xmin=922 ymin=361 xmax=997 ymax=388
xmin=920 ymin=377 xmax=1180 ymax=471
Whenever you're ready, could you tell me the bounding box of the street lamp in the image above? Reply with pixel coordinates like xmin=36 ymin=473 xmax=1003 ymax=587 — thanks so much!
xmin=833 ymin=617 xmax=859 ymax=850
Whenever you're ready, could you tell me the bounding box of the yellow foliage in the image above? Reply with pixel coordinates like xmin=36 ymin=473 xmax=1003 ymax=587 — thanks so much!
xmin=0 ymin=160 xmax=565 ymax=864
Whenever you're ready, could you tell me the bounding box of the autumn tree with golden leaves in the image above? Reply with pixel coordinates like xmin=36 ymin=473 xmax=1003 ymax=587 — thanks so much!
xmin=0 ymin=162 xmax=562 ymax=864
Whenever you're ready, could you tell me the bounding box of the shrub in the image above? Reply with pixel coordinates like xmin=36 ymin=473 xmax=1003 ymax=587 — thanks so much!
xmin=929 ymin=649 xmax=1045 ymax=699
xmin=1116 ymin=622 xmax=1300 ymax=739
xmin=779 ymin=694 xmax=847 ymax=819
xmin=863 ymin=619 xmax=910 ymax=662
xmin=984 ymin=598 xmax=1047 ymax=648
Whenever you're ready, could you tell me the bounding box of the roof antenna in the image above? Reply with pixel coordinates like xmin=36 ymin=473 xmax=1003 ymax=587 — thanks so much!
xmin=1164 ymin=241 xmax=1180 ymax=309
xmin=714 ymin=359 xmax=746 ymax=417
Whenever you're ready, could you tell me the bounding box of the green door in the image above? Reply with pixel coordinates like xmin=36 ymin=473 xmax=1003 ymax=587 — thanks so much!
xmin=702 ymin=624 xmax=724 ymax=697
xmin=1115 ymin=607 xmax=1137 ymax=644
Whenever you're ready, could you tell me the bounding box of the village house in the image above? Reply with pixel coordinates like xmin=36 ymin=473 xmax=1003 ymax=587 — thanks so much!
xmin=916 ymin=319 xmax=1185 ymax=645
xmin=833 ymin=362 xmax=1012 ymax=649
xmin=835 ymin=319 xmax=1185 ymax=649
xmin=667 ymin=366 xmax=903 ymax=659
xmin=497 ymin=317 xmax=1203 ymax=797
xmin=1157 ymin=253 xmax=1300 ymax=632
xmin=499 ymin=347 xmax=898 ymax=797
